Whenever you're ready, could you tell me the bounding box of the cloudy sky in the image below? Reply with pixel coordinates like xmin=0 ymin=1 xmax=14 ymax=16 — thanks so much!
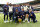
xmin=0 ymin=0 xmax=34 ymax=4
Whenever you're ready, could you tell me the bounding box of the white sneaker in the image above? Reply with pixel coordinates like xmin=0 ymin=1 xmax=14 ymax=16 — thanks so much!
xmin=25 ymin=18 xmax=27 ymax=21
xmin=23 ymin=20 xmax=25 ymax=22
xmin=25 ymin=18 xmax=28 ymax=21
xmin=10 ymin=20 xmax=12 ymax=22
xmin=4 ymin=21 xmax=6 ymax=23
xmin=6 ymin=21 xmax=9 ymax=22
xmin=28 ymin=21 xmax=30 ymax=23
xmin=27 ymin=19 xmax=28 ymax=21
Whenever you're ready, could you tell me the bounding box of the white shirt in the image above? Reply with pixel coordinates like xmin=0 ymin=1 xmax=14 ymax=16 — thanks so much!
xmin=30 ymin=6 xmax=31 ymax=9
xmin=21 ymin=6 xmax=24 ymax=9
xmin=9 ymin=6 xmax=13 ymax=12
xmin=24 ymin=6 xmax=28 ymax=12
xmin=27 ymin=6 xmax=32 ymax=10
xmin=21 ymin=6 xmax=24 ymax=11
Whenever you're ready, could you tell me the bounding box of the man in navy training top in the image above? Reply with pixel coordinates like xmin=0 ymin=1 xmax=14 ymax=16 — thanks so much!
xmin=21 ymin=9 xmax=25 ymax=22
xmin=28 ymin=9 xmax=37 ymax=23
xmin=3 ymin=2 xmax=9 ymax=23
xmin=13 ymin=5 xmax=18 ymax=21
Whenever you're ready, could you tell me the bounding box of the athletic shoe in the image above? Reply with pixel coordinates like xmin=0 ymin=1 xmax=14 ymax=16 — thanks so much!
xmin=28 ymin=21 xmax=30 ymax=23
xmin=4 ymin=21 xmax=6 ymax=23
xmin=6 ymin=21 xmax=9 ymax=22
xmin=25 ymin=18 xmax=27 ymax=21
xmin=23 ymin=20 xmax=25 ymax=22
xmin=27 ymin=19 xmax=28 ymax=21
xmin=25 ymin=18 xmax=28 ymax=21
xmin=10 ymin=20 xmax=12 ymax=22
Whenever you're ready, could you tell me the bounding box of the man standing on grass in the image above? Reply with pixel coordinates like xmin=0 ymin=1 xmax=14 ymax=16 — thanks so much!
xmin=3 ymin=2 xmax=9 ymax=23
xmin=9 ymin=3 xmax=13 ymax=22
xmin=24 ymin=4 xmax=28 ymax=21
xmin=13 ymin=5 xmax=18 ymax=21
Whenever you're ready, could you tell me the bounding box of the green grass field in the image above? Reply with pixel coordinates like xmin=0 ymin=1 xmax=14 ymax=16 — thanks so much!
xmin=0 ymin=13 xmax=40 ymax=27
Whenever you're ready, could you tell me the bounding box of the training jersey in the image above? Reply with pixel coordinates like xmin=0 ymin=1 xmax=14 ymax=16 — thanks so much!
xmin=26 ymin=11 xmax=36 ymax=18
xmin=21 ymin=6 xmax=24 ymax=10
xmin=24 ymin=6 xmax=28 ymax=12
xmin=3 ymin=5 xmax=9 ymax=13
xmin=21 ymin=11 xmax=25 ymax=16
xmin=9 ymin=6 xmax=13 ymax=12
xmin=27 ymin=6 xmax=33 ymax=11
xmin=29 ymin=12 xmax=36 ymax=18
xmin=17 ymin=6 xmax=21 ymax=12
xmin=13 ymin=7 xmax=18 ymax=13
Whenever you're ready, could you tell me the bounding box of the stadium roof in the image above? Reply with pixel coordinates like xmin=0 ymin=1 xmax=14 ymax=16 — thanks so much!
xmin=0 ymin=0 xmax=34 ymax=4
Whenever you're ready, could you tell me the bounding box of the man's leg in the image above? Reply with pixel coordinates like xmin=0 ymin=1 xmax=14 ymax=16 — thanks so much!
xmin=28 ymin=16 xmax=30 ymax=23
xmin=4 ymin=14 xmax=6 ymax=23
xmin=32 ymin=17 xmax=36 ymax=23
xmin=9 ymin=13 xmax=11 ymax=20
xmin=5 ymin=13 xmax=8 ymax=21
xmin=28 ymin=17 xmax=30 ymax=22
xmin=10 ymin=16 xmax=11 ymax=20
xmin=6 ymin=13 xmax=9 ymax=22
xmin=9 ymin=13 xmax=12 ymax=22
xmin=15 ymin=17 xmax=18 ymax=23
xmin=4 ymin=15 xmax=6 ymax=21
xmin=6 ymin=14 xmax=8 ymax=21
xmin=13 ymin=13 xmax=14 ymax=21
xmin=25 ymin=14 xmax=29 ymax=21
xmin=22 ymin=16 xmax=25 ymax=22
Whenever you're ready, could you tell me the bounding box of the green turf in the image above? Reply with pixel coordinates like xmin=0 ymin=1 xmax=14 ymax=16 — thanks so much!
xmin=0 ymin=13 xmax=40 ymax=27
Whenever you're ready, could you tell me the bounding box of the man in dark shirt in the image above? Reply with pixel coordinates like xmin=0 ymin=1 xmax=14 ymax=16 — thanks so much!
xmin=21 ymin=9 xmax=25 ymax=22
xmin=13 ymin=5 xmax=18 ymax=21
xmin=3 ymin=2 xmax=9 ymax=23
xmin=28 ymin=9 xmax=37 ymax=23
xmin=15 ymin=9 xmax=21 ymax=23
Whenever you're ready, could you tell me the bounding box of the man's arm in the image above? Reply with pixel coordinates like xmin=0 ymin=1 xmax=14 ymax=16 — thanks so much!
xmin=3 ymin=5 xmax=5 ymax=13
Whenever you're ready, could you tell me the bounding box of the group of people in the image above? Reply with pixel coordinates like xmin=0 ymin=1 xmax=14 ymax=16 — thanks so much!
xmin=3 ymin=2 xmax=37 ymax=23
